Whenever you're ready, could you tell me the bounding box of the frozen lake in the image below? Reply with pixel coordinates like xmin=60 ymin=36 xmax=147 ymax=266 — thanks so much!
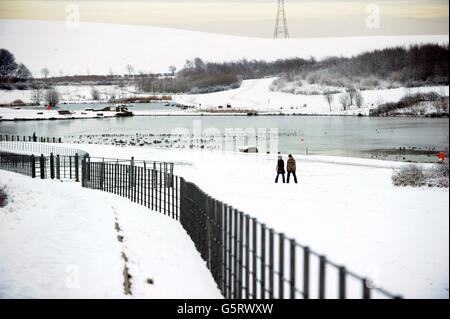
xmin=1 ymin=103 xmax=448 ymax=162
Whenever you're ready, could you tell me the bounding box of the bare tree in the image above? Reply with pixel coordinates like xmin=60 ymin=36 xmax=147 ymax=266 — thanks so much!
xmin=355 ymin=90 xmax=364 ymax=108
xmin=346 ymin=86 xmax=357 ymax=105
xmin=30 ymin=86 xmax=43 ymax=105
xmin=41 ymin=67 xmax=50 ymax=79
xmin=91 ymin=86 xmax=100 ymax=100
xmin=324 ymin=91 xmax=334 ymax=112
xmin=339 ymin=93 xmax=351 ymax=111
xmin=126 ymin=64 xmax=134 ymax=77
xmin=435 ymin=96 xmax=449 ymax=115
xmin=169 ymin=65 xmax=177 ymax=76
xmin=442 ymin=98 xmax=449 ymax=113
xmin=44 ymin=87 xmax=60 ymax=106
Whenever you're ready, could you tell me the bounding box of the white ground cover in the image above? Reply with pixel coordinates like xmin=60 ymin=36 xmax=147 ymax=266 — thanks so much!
xmin=1 ymin=79 xmax=448 ymax=120
xmin=0 ymin=105 xmax=188 ymax=121
xmin=174 ymin=78 xmax=449 ymax=115
xmin=62 ymin=143 xmax=449 ymax=298
xmin=0 ymin=170 xmax=222 ymax=298
xmin=0 ymin=84 xmax=143 ymax=105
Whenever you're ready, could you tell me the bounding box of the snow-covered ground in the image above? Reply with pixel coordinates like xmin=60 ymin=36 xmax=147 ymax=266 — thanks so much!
xmin=0 ymin=107 xmax=192 ymax=121
xmin=174 ymin=78 xmax=449 ymax=115
xmin=0 ymin=170 xmax=222 ymax=298
xmin=1 ymin=79 xmax=448 ymax=120
xmin=55 ymin=143 xmax=449 ymax=299
xmin=1 ymin=19 xmax=448 ymax=76
xmin=0 ymin=83 xmax=164 ymax=106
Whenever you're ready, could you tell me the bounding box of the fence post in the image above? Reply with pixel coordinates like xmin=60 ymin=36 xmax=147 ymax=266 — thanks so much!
xmin=279 ymin=233 xmax=285 ymax=299
xmin=87 ymin=156 xmax=91 ymax=182
xmin=290 ymin=239 xmax=296 ymax=299
xmin=56 ymin=155 xmax=60 ymax=180
xmin=252 ymin=218 xmax=257 ymax=299
xmin=40 ymin=154 xmax=45 ymax=179
xmin=81 ymin=155 xmax=85 ymax=187
xmin=101 ymin=160 xmax=105 ymax=190
xmin=303 ymin=247 xmax=310 ymax=299
xmin=260 ymin=223 xmax=266 ymax=299
xmin=268 ymin=228 xmax=274 ymax=299
xmin=75 ymin=153 xmax=79 ymax=182
xmin=227 ymin=205 xmax=233 ymax=299
xmin=129 ymin=157 xmax=135 ymax=189
xmin=50 ymin=153 xmax=55 ymax=179
xmin=363 ymin=279 xmax=371 ymax=299
xmin=245 ymin=215 xmax=250 ymax=299
xmin=238 ymin=211 xmax=244 ymax=299
xmin=319 ymin=255 xmax=326 ymax=299
xmin=339 ymin=266 xmax=346 ymax=299
xmin=31 ymin=154 xmax=36 ymax=178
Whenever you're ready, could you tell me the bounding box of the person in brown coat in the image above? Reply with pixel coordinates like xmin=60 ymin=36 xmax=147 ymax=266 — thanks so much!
xmin=286 ymin=154 xmax=298 ymax=183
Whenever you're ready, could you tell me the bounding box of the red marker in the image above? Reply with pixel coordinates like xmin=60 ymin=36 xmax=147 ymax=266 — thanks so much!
xmin=301 ymin=138 xmax=304 ymax=142
xmin=46 ymin=105 xmax=51 ymax=110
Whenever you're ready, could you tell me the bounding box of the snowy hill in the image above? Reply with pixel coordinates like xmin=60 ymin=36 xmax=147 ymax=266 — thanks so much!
xmin=174 ymin=78 xmax=449 ymax=115
xmin=0 ymin=19 xmax=448 ymax=76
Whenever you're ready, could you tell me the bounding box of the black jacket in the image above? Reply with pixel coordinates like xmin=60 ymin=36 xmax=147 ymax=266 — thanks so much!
xmin=276 ymin=159 xmax=285 ymax=174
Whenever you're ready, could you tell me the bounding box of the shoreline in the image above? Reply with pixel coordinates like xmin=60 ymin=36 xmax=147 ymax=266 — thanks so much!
xmin=1 ymin=111 xmax=449 ymax=122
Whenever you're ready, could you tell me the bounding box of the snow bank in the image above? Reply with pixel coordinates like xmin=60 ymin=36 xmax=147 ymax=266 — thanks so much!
xmin=0 ymin=170 xmax=222 ymax=298
xmin=0 ymin=107 xmax=195 ymax=121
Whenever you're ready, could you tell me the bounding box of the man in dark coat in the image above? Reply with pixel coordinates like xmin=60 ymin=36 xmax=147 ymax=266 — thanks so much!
xmin=32 ymin=132 xmax=37 ymax=142
xmin=286 ymin=154 xmax=298 ymax=183
xmin=275 ymin=155 xmax=285 ymax=183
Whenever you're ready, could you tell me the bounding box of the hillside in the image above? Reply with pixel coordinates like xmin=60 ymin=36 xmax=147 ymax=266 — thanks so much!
xmin=173 ymin=78 xmax=449 ymax=116
xmin=0 ymin=19 xmax=448 ymax=76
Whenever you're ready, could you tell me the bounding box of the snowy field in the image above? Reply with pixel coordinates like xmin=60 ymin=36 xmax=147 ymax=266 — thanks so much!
xmin=0 ymin=170 xmax=222 ymax=298
xmin=0 ymin=84 xmax=139 ymax=105
xmin=1 ymin=79 xmax=448 ymax=120
xmin=0 ymin=19 xmax=448 ymax=75
xmin=53 ymin=143 xmax=449 ymax=299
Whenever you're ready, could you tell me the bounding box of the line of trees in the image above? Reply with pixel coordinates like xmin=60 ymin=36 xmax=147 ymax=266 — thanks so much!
xmin=136 ymin=44 xmax=448 ymax=95
xmin=2 ymin=43 xmax=448 ymax=96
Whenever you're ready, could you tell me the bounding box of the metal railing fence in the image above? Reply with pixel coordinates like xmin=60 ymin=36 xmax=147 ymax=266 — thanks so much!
xmin=0 ymin=146 xmax=401 ymax=299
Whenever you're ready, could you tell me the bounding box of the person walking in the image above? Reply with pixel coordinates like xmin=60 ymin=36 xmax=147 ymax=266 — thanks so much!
xmin=287 ymin=154 xmax=298 ymax=183
xmin=32 ymin=132 xmax=37 ymax=142
xmin=275 ymin=155 xmax=286 ymax=183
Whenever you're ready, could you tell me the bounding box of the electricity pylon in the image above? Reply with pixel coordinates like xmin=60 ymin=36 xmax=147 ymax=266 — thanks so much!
xmin=273 ymin=0 xmax=289 ymax=39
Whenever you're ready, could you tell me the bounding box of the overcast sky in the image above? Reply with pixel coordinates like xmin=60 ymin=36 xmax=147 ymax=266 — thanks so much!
xmin=0 ymin=0 xmax=448 ymax=38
